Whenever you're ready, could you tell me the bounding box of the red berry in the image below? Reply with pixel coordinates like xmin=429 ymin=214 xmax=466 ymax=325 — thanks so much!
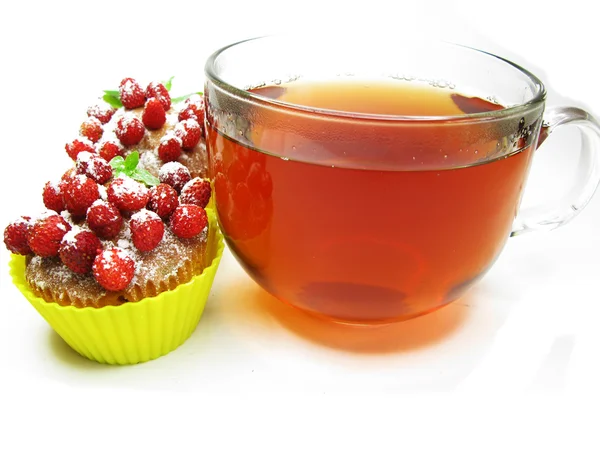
xmin=87 ymin=200 xmax=123 ymax=239
xmin=62 ymin=174 xmax=100 ymax=217
xmin=107 ymin=176 xmax=149 ymax=213
xmin=93 ymin=247 xmax=135 ymax=291
xmin=59 ymin=168 xmax=77 ymax=194
xmin=97 ymin=140 xmax=124 ymax=162
xmin=87 ymin=103 xmax=116 ymax=124
xmin=130 ymin=209 xmax=165 ymax=252
xmin=3 ymin=216 xmax=33 ymax=255
xmin=42 ymin=181 xmax=66 ymax=213
xmin=158 ymin=162 xmax=191 ymax=193
xmin=142 ymin=97 xmax=166 ymax=130
xmin=179 ymin=177 xmax=211 ymax=208
xmin=157 ymin=135 xmax=182 ymax=162
xmin=76 ymin=151 xmax=113 ymax=184
xmin=184 ymin=94 xmax=205 ymax=125
xmin=59 ymin=229 xmax=102 ymax=274
xmin=115 ymin=116 xmax=145 ymax=146
xmin=65 ymin=138 xmax=95 ymax=161
xmin=119 ymin=78 xmax=145 ymax=110
xmin=170 ymin=205 xmax=207 ymax=239
xmin=178 ymin=107 xmax=198 ymax=122
xmin=27 ymin=214 xmax=72 ymax=257
xmin=174 ymin=119 xmax=201 ymax=150
xmin=80 ymin=116 xmax=104 ymax=143
xmin=147 ymin=183 xmax=178 ymax=219
xmin=145 ymin=82 xmax=171 ymax=111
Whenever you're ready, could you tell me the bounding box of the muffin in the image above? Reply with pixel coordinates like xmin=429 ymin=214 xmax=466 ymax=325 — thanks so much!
xmin=4 ymin=78 xmax=223 ymax=364
xmin=69 ymin=77 xmax=208 ymax=179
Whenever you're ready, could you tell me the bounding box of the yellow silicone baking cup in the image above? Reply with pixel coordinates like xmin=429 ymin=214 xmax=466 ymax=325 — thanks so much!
xmin=9 ymin=209 xmax=224 ymax=365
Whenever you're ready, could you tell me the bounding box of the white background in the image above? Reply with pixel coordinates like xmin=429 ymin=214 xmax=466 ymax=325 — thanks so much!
xmin=1 ymin=0 xmax=599 ymax=448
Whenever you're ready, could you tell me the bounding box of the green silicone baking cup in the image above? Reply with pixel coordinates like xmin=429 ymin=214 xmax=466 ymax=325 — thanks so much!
xmin=9 ymin=209 xmax=224 ymax=365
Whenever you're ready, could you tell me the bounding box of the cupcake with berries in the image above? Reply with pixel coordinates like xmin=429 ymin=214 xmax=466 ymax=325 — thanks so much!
xmin=5 ymin=79 xmax=223 ymax=365
xmin=68 ymin=77 xmax=208 ymax=181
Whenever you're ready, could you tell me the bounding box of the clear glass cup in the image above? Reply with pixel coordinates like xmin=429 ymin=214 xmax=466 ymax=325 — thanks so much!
xmin=204 ymin=36 xmax=600 ymax=325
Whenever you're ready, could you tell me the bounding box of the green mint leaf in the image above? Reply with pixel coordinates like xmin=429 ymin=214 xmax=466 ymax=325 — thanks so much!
xmin=103 ymin=92 xmax=122 ymax=108
xmin=104 ymin=89 xmax=120 ymax=97
xmin=109 ymin=156 xmax=126 ymax=173
xmin=130 ymin=167 xmax=160 ymax=186
xmin=171 ymin=92 xmax=203 ymax=104
xmin=162 ymin=76 xmax=175 ymax=91
xmin=124 ymin=151 xmax=139 ymax=172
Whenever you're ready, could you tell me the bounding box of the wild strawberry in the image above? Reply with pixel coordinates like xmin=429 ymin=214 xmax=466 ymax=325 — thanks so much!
xmin=107 ymin=176 xmax=149 ymax=213
xmin=42 ymin=181 xmax=66 ymax=213
xmin=3 ymin=216 xmax=33 ymax=255
xmin=76 ymin=151 xmax=113 ymax=184
xmin=174 ymin=119 xmax=201 ymax=150
xmin=119 ymin=77 xmax=145 ymax=109
xmin=27 ymin=214 xmax=72 ymax=257
xmin=178 ymin=107 xmax=198 ymax=122
xmin=184 ymin=94 xmax=205 ymax=125
xmin=179 ymin=177 xmax=211 ymax=208
xmin=58 ymin=168 xmax=77 ymax=195
xmin=80 ymin=116 xmax=104 ymax=143
xmin=115 ymin=115 xmax=145 ymax=146
xmin=87 ymin=103 xmax=116 ymax=124
xmin=142 ymin=97 xmax=166 ymax=130
xmin=93 ymin=247 xmax=135 ymax=291
xmin=130 ymin=209 xmax=164 ymax=252
xmin=158 ymin=162 xmax=191 ymax=193
xmin=170 ymin=205 xmax=207 ymax=239
xmin=65 ymin=138 xmax=95 ymax=161
xmin=145 ymin=82 xmax=171 ymax=111
xmin=157 ymin=135 xmax=182 ymax=162
xmin=87 ymin=200 xmax=123 ymax=239
xmin=62 ymin=174 xmax=100 ymax=217
xmin=97 ymin=140 xmax=124 ymax=162
xmin=147 ymin=183 xmax=178 ymax=219
xmin=59 ymin=229 xmax=102 ymax=274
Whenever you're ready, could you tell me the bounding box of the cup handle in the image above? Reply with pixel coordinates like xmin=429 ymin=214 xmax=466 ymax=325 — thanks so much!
xmin=511 ymin=106 xmax=600 ymax=236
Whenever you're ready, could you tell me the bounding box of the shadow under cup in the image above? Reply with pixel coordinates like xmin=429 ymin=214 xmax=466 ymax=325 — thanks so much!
xmin=204 ymin=37 xmax=546 ymax=324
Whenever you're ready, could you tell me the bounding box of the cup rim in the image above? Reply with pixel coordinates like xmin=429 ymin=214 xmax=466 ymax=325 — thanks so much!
xmin=205 ymin=35 xmax=547 ymax=123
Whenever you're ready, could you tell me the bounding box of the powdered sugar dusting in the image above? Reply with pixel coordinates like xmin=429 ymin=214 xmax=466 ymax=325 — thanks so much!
xmin=61 ymin=226 xmax=84 ymax=247
xmin=75 ymin=136 xmax=94 ymax=147
xmin=14 ymin=216 xmax=33 ymax=227
xmin=117 ymin=239 xmax=131 ymax=249
xmin=112 ymin=174 xmax=147 ymax=197
xmin=76 ymin=151 xmax=94 ymax=164
xmin=160 ymin=132 xmax=182 ymax=146
xmin=131 ymin=208 xmax=159 ymax=222
xmin=98 ymin=185 xmax=107 ymax=200
xmin=138 ymin=149 xmax=162 ymax=176
xmin=120 ymin=79 xmax=137 ymax=98
xmin=35 ymin=210 xmax=59 ymax=221
xmin=159 ymin=162 xmax=190 ymax=182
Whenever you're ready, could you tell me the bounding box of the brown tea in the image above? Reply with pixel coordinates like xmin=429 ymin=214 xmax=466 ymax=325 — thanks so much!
xmin=207 ymin=79 xmax=534 ymax=323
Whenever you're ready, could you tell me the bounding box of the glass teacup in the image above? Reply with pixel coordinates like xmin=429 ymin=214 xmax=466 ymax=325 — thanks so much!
xmin=204 ymin=36 xmax=600 ymax=324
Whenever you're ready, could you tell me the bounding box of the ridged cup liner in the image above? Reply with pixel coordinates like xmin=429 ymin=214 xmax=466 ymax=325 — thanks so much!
xmin=9 ymin=209 xmax=224 ymax=365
